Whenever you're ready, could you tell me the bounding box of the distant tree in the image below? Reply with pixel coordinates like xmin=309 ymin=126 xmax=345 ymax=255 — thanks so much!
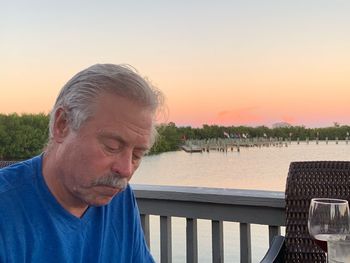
xmin=2 ymin=113 xmax=350 ymax=159
xmin=0 ymin=113 xmax=49 ymax=160
xmin=149 ymin=122 xmax=182 ymax=154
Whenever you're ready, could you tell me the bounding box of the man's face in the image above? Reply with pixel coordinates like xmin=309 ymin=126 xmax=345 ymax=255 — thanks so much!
xmin=57 ymin=93 xmax=153 ymax=207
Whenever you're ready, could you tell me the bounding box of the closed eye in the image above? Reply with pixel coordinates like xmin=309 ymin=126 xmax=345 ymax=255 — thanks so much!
xmin=132 ymin=150 xmax=147 ymax=161
xmin=99 ymin=135 xmax=125 ymax=154
xmin=132 ymin=153 xmax=142 ymax=161
xmin=104 ymin=144 xmax=122 ymax=153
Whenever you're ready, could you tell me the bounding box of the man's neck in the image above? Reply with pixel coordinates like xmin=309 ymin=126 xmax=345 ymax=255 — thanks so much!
xmin=42 ymin=151 xmax=88 ymax=218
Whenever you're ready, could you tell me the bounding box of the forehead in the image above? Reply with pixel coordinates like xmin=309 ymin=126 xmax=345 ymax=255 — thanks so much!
xmin=87 ymin=93 xmax=154 ymax=146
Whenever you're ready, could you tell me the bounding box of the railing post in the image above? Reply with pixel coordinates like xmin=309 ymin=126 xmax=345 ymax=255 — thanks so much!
xmin=160 ymin=216 xmax=172 ymax=263
xmin=212 ymin=220 xmax=224 ymax=263
xmin=141 ymin=214 xmax=150 ymax=248
xmin=240 ymin=223 xmax=252 ymax=263
xmin=186 ymin=218 xmax=198 ymax=263
xmin=268 ymin=225 xmax=281 ymax=245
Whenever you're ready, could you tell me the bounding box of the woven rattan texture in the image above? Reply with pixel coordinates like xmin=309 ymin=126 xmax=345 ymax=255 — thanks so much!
xmin=0 ymin=161 xmax=18 ymax=169
xmin=285 ymin=161 xmax=350 ymax=263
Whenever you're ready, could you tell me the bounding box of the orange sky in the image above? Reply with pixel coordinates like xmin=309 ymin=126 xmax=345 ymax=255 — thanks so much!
xmin=1 ymin=1 xmax=350 ymax=128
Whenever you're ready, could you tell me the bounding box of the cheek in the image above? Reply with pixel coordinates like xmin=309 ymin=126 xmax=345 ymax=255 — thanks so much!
xmin=79 ymin=146 xmax=113 ymax=175
xmin=66 ymin=147 xmax=102 ymax=179
xmin=79 ymin=141 xmax=107 ymax=163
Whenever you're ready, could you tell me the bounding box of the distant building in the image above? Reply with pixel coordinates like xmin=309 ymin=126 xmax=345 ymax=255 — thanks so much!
xmin=272 ymin=122 xmax=292 ymax=128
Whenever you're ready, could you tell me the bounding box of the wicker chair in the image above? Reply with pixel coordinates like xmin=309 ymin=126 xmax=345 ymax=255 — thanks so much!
xmin=261 ymin=161 xmax=350 ymax=263
xmin=0 ymin=160 xmax=18 ymax=169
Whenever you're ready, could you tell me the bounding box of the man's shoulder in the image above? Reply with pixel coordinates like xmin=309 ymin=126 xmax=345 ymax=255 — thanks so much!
xmin=0 ymin=156 xmax=41 ymax=195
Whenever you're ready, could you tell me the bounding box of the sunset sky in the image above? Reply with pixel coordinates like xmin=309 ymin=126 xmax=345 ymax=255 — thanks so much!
xmin=1 ymin=0 xmax=349 ymax=128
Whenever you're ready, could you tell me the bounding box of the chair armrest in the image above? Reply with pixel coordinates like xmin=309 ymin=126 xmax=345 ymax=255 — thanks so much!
xmin=259 ymin=235 xmax=285 ymax=263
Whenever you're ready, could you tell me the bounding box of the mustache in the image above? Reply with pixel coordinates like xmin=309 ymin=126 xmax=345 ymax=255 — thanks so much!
xmin=92 ymin=173 xmax=128 ymax=191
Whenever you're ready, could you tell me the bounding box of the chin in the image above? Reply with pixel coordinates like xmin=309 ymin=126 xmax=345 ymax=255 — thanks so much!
xmin=87 ymin=196 xmax=115 ymax=207
xmin=83 ymin=188 xmax=123 ymax=207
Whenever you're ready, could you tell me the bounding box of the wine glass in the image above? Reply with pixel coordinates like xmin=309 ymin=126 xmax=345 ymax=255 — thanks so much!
xmin=308 ymin=198 xmax=350 ymax=260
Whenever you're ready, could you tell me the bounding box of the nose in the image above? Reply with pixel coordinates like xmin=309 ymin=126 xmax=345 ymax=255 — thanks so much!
xmin=111 ymin=150 xmax=133 ymax=178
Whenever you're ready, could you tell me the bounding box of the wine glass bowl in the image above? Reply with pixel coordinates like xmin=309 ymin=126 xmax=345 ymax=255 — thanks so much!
xmin=308 ymin=198 xmax=350 ymax=254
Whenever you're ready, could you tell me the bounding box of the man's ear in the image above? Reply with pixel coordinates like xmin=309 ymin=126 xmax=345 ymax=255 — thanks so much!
xmin=53 ymin=108 xmax=70 ymax=143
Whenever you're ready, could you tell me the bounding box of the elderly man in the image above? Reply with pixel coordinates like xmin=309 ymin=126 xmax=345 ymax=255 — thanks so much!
xmin=0 ymin=64 xmax=163 ymax=262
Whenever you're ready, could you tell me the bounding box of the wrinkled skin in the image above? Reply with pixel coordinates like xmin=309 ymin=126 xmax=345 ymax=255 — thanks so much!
xmin=43 ymin=93 xmax=153 ymax=217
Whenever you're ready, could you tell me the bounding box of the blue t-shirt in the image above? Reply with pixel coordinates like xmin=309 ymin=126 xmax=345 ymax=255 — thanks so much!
xmin=0 ymin=155 xmax=155 ymax=263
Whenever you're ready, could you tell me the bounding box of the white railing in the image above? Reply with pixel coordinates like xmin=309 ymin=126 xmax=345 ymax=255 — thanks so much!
xmin=133 ymin=185 xmax=285 ymax=263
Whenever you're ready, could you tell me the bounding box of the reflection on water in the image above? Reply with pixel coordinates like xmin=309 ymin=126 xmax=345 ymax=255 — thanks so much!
xmin=132 ymin=142 xmax=350 ymax=262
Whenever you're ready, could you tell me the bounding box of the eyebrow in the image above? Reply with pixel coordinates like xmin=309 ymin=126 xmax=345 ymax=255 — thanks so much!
xmin=99 ymin=132 xmax=126 ymax=145
xmin=98 ymin=132 xmax=150 ymax=152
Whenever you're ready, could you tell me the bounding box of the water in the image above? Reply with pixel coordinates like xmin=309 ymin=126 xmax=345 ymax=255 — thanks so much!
xmin=131 ymin=142 xmax=350 ymax=262
xmin=328 ymin=238 xmax=350 ymax=263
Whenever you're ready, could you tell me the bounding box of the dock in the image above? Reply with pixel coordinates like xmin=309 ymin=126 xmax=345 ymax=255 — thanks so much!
xmin=180 ymin=144 xmax=203 ymax=153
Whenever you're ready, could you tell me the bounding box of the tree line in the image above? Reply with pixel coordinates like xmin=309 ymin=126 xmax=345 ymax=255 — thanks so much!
xmin=149 ymin=122 xmax=350 ymax=154
xmin=1 ymin=114 xmax=350 ymax=159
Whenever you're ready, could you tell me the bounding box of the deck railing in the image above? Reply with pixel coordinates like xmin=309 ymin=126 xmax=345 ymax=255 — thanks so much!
xmin=133 ymin=184 xmax=285 ymax=263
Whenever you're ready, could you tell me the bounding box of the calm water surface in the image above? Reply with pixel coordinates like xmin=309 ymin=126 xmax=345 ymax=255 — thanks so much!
xmin=134 ymin=142 xmax=350 ymax=191
xmin=131 ymin=142 xmax=350 ymax=262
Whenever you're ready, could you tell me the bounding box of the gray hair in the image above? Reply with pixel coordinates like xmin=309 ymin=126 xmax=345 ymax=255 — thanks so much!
xmin=48 ymin=64 xmax=164 ymax=146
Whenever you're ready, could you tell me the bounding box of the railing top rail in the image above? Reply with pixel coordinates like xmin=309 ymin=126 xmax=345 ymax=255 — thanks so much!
xmin=132 ymin=184 xmax=285 ymax=208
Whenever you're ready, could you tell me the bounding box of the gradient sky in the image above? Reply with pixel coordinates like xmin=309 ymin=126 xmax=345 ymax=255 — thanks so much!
xmin=1 ymin=0 xmax=349 ymax=127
